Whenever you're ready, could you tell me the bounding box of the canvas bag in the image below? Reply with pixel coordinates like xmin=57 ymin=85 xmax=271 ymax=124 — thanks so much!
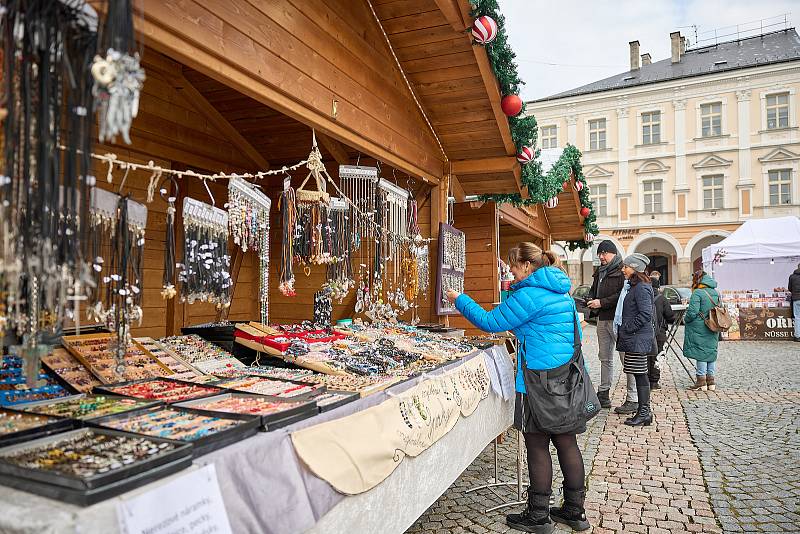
xmin=700 ymin=289 xmax=732 ymax=333
xmin=519 ymin=313 xmax=600 ymax=434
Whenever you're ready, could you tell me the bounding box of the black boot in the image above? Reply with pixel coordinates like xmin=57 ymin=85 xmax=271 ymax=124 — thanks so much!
xmin=596 ymin=389 xmax=611 ymax=409
xmin=625 ymin=378 xmax=652 ymax=426
xmin=506 ymin=491 xmax=554 ymax=533
xmin=550 ymin=487 xmax=591 ymax=531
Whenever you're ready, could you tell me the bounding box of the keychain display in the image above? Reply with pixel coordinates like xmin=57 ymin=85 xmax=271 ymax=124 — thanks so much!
xmin=92 ymin=0 xmax=146 ymax=144
xmin=179 ymin=197 xmax=232 ymax=309
xmin=228 ymin=177 xmax=271 ymax=323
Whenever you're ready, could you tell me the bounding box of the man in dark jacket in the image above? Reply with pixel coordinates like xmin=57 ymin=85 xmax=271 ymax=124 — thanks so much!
xmin=586 ymin=240 xmax=626 ymax=409
xmin=790 ymin=263 xmax=800 ymax=342
xmin=648 ymin=277 xmax=675 ymax=389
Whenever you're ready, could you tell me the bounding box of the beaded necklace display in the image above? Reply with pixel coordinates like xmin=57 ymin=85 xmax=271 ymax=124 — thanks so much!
xmin=278 ymin=186 xmax=297 ymax=297
xmin=179 ymin=198 xmax=232 ymax=309
xmin=227 ymin=177 xmax=271 ymax=323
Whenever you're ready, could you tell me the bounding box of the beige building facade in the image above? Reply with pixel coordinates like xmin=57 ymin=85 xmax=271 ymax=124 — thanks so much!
xmin=529 ymin=29 xmax=800 ymax=286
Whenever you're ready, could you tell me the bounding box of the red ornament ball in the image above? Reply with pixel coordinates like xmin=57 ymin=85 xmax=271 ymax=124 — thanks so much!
xmin=472 ymin=16 xmax=498 ymax=45
xmin=501 ymin=95 xmax=523 ymax=117
xmin=574 ymin=180 xmax=585 ymax=192
xmin=580 ymin=206 xmax=590 ymax=217
xmin=544 ymin=196 xmax=559 ymax=209
xmin=516 ymin=146 xmax=535 ymax=164
xmin=563 ymin=181 xmax=570 ymax=190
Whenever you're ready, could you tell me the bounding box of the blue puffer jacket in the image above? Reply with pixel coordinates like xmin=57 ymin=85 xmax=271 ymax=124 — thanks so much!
xmin=455 ymin=266 xmax=580 ymax=394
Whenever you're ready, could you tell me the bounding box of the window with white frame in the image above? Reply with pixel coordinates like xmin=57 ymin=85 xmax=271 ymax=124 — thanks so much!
xmin=643 ymin=180 xmax=662 ymax=213
xmin=642 ymin=111 xmax=661 ymax=144
xmin=700 ymin=102 xmax=722 ymax=137
xmin=768 ymin=169 xmax=792 ymax=205
xmin=588 ymin=119 xmax=606 ymax=150
xmin=540 ymin=126 xmax=557 ymax=149
xmin=592 ymin=184 xmax=608 ymax=216
xmin=766 ymin=93 xmax=789 ymax=130
xmin=702 ymin=175 xmax=724 ymax=209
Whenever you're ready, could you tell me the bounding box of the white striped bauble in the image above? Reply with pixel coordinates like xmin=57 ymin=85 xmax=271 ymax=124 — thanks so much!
xmin=516 ymin=146 xmax=534 ymax=164
xmin=472 ymin=16 xmax=498 ymax=45
xmin=585 ymin=232 xmax=595 ymax=243
xmin=573 ymin=180 xmax=585 ymax=192
xmin=544 ymin=196 xmax=559 ymax=209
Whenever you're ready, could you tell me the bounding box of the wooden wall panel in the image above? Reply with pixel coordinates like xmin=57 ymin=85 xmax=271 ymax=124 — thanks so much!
xmin=136 ymin=0 xmax=446 ymax=181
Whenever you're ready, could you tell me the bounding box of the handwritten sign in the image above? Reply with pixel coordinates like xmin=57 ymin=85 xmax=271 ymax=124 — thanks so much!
xmin=117 ymin=465 xmax=232 ymax=534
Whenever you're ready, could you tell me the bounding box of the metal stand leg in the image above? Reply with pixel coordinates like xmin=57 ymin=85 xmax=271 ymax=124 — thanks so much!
xmin=484 ymin=430 xmax=528 ymax=513
xmin=465 ymin=437 xmax=517 ymax=494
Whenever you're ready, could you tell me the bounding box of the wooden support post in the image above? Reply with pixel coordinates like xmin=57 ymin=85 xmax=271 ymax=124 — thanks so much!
xmin=430 ymin=172 xmax=450 ymax=324
xmin=167 ymin=176 xmax=186 ymax=336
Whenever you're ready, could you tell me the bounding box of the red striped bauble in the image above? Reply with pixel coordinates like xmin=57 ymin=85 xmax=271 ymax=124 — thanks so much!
xmin=544 ymin=196 xmax=559 ymax=209
xmin=585 ymin=232 xmax=595 ymax=243
xmin=574 ymin=180 xmax=585 ymax=192
xmin=471 ymin=16 xmax=498 ymax=45
xmin=516 ymin=146 xmax=534 ymax=164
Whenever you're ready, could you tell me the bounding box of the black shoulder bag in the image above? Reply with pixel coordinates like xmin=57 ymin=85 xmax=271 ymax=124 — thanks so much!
xmin=519 ymin=313 xmax=600 ymax=434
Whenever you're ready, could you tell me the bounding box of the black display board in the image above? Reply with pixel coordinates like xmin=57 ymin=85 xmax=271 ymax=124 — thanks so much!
xmin=435 ymin=222 xmax=466 ymax=316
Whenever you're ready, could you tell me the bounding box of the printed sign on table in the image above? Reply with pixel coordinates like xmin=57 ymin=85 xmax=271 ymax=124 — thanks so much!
xmin=117 ymin=464 xmax=232 ymax=534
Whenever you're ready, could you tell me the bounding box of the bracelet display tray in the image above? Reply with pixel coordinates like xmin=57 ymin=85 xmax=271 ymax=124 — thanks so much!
xmin=94 ymin=377 xmax=228 ymax=404
xmin=212 ymin=375 xmax=327 ymax=402
xmin=14 ymin=394 xmax=162 ymax=423
xmin=89 ymin=405 xmax=260 ymax=458
xmin=312 ymin=390 xmax=360 ymax=413
xmin=0 ymin=428 xmax=192 ymax=505
xmin=173 ymin=393 xmax=318 ymax=432
xmin=0 ymin=408 xmax=75 ymax=448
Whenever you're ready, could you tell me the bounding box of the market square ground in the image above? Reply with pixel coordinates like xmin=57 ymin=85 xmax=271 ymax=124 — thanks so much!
xmin=407 ymin=326 xmax=800 ymax=534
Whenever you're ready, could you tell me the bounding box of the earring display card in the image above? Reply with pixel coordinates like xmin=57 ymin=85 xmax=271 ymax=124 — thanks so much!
xmin=0 ymin=427 xmax=192 ymax=506
xmin=436 ymin=222 xmax=466 ymax=316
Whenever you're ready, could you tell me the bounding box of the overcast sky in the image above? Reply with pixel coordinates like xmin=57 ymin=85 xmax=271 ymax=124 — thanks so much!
xmin=498 ymin=0 xmax=796 ymax=101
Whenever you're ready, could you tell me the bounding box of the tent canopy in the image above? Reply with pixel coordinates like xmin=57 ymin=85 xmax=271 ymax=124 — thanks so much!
xmin=702 ymin=216 xmax=800 ymax=264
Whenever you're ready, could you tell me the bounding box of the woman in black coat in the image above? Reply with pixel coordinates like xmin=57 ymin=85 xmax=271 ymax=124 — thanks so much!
xmin=614 ymin=253 xmax=655 ymax=427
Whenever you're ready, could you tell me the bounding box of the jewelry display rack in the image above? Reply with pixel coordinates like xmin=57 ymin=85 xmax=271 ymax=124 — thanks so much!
xmin=435 ymin=223 xmax=466 ymax=315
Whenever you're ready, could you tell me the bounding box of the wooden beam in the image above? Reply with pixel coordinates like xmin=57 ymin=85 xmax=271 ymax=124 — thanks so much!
xmin=451 ymin=156 xmax=517 ymax=175
xmin=450 ymin=173 xmax=466 ymax=202
xmin=173 ymin=73 xmax=270 ymax=171
xmin=499 ymin=204 xmax=550 ymax=239
xmin=316 ymin=132 xmax=351 ymax=166
xmin=433 ymin=0 xmax=468 ymax=32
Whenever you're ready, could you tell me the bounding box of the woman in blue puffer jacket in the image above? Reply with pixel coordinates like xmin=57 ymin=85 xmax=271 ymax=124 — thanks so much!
xmin=447 ymin=242 xmax=589 ymax=534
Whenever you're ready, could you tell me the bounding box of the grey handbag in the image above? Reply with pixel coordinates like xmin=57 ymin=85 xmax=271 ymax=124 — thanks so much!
xmin=519 ymin=313 xmax=600 ymax=434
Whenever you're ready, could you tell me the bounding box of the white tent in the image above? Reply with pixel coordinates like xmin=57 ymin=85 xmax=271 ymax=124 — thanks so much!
xmin=703 ymin=216 xmax=800 ymax=265
xmin=702 ymin=216 xmax=800 ymax=291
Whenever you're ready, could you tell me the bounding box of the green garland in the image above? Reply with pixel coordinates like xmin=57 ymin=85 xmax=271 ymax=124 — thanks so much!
xmin=470 ymin=0 xmax=598 ymax=249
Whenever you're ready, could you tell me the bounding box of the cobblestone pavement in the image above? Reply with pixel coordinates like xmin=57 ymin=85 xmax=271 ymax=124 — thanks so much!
xmin=671 ymin=340 xmax=800 ymax=533
xmin=406 ymin=327 xmax=800 ymax=534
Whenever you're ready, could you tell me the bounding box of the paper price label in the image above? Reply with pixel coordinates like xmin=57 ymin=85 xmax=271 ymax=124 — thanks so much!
xmin=117 ymin=465 xmax=232 ymax=534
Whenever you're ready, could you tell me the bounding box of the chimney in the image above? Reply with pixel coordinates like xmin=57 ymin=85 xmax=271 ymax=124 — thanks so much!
xmin=670 ymin=31 xmax=681 ymax=63
xmin=630 ymin=40 xmax=640 ymax=71
xmin=680 ymin=36 xmax=686 ymax=55
xmin=641 ymin=53 xmax=652 ymax=66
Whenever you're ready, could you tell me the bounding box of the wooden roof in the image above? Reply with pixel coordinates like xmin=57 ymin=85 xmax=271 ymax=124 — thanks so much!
xmin=373 ymin=0 xmax=523 ymax=196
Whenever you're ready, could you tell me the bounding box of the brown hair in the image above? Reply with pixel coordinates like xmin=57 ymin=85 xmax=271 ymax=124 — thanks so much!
xmin=629 ymin=271 xmax=652 ymax=286
xmin=691 ymin=270 xmax=706 ymax=289
xmin=508 ymin=242 xmax=561 ymax=272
